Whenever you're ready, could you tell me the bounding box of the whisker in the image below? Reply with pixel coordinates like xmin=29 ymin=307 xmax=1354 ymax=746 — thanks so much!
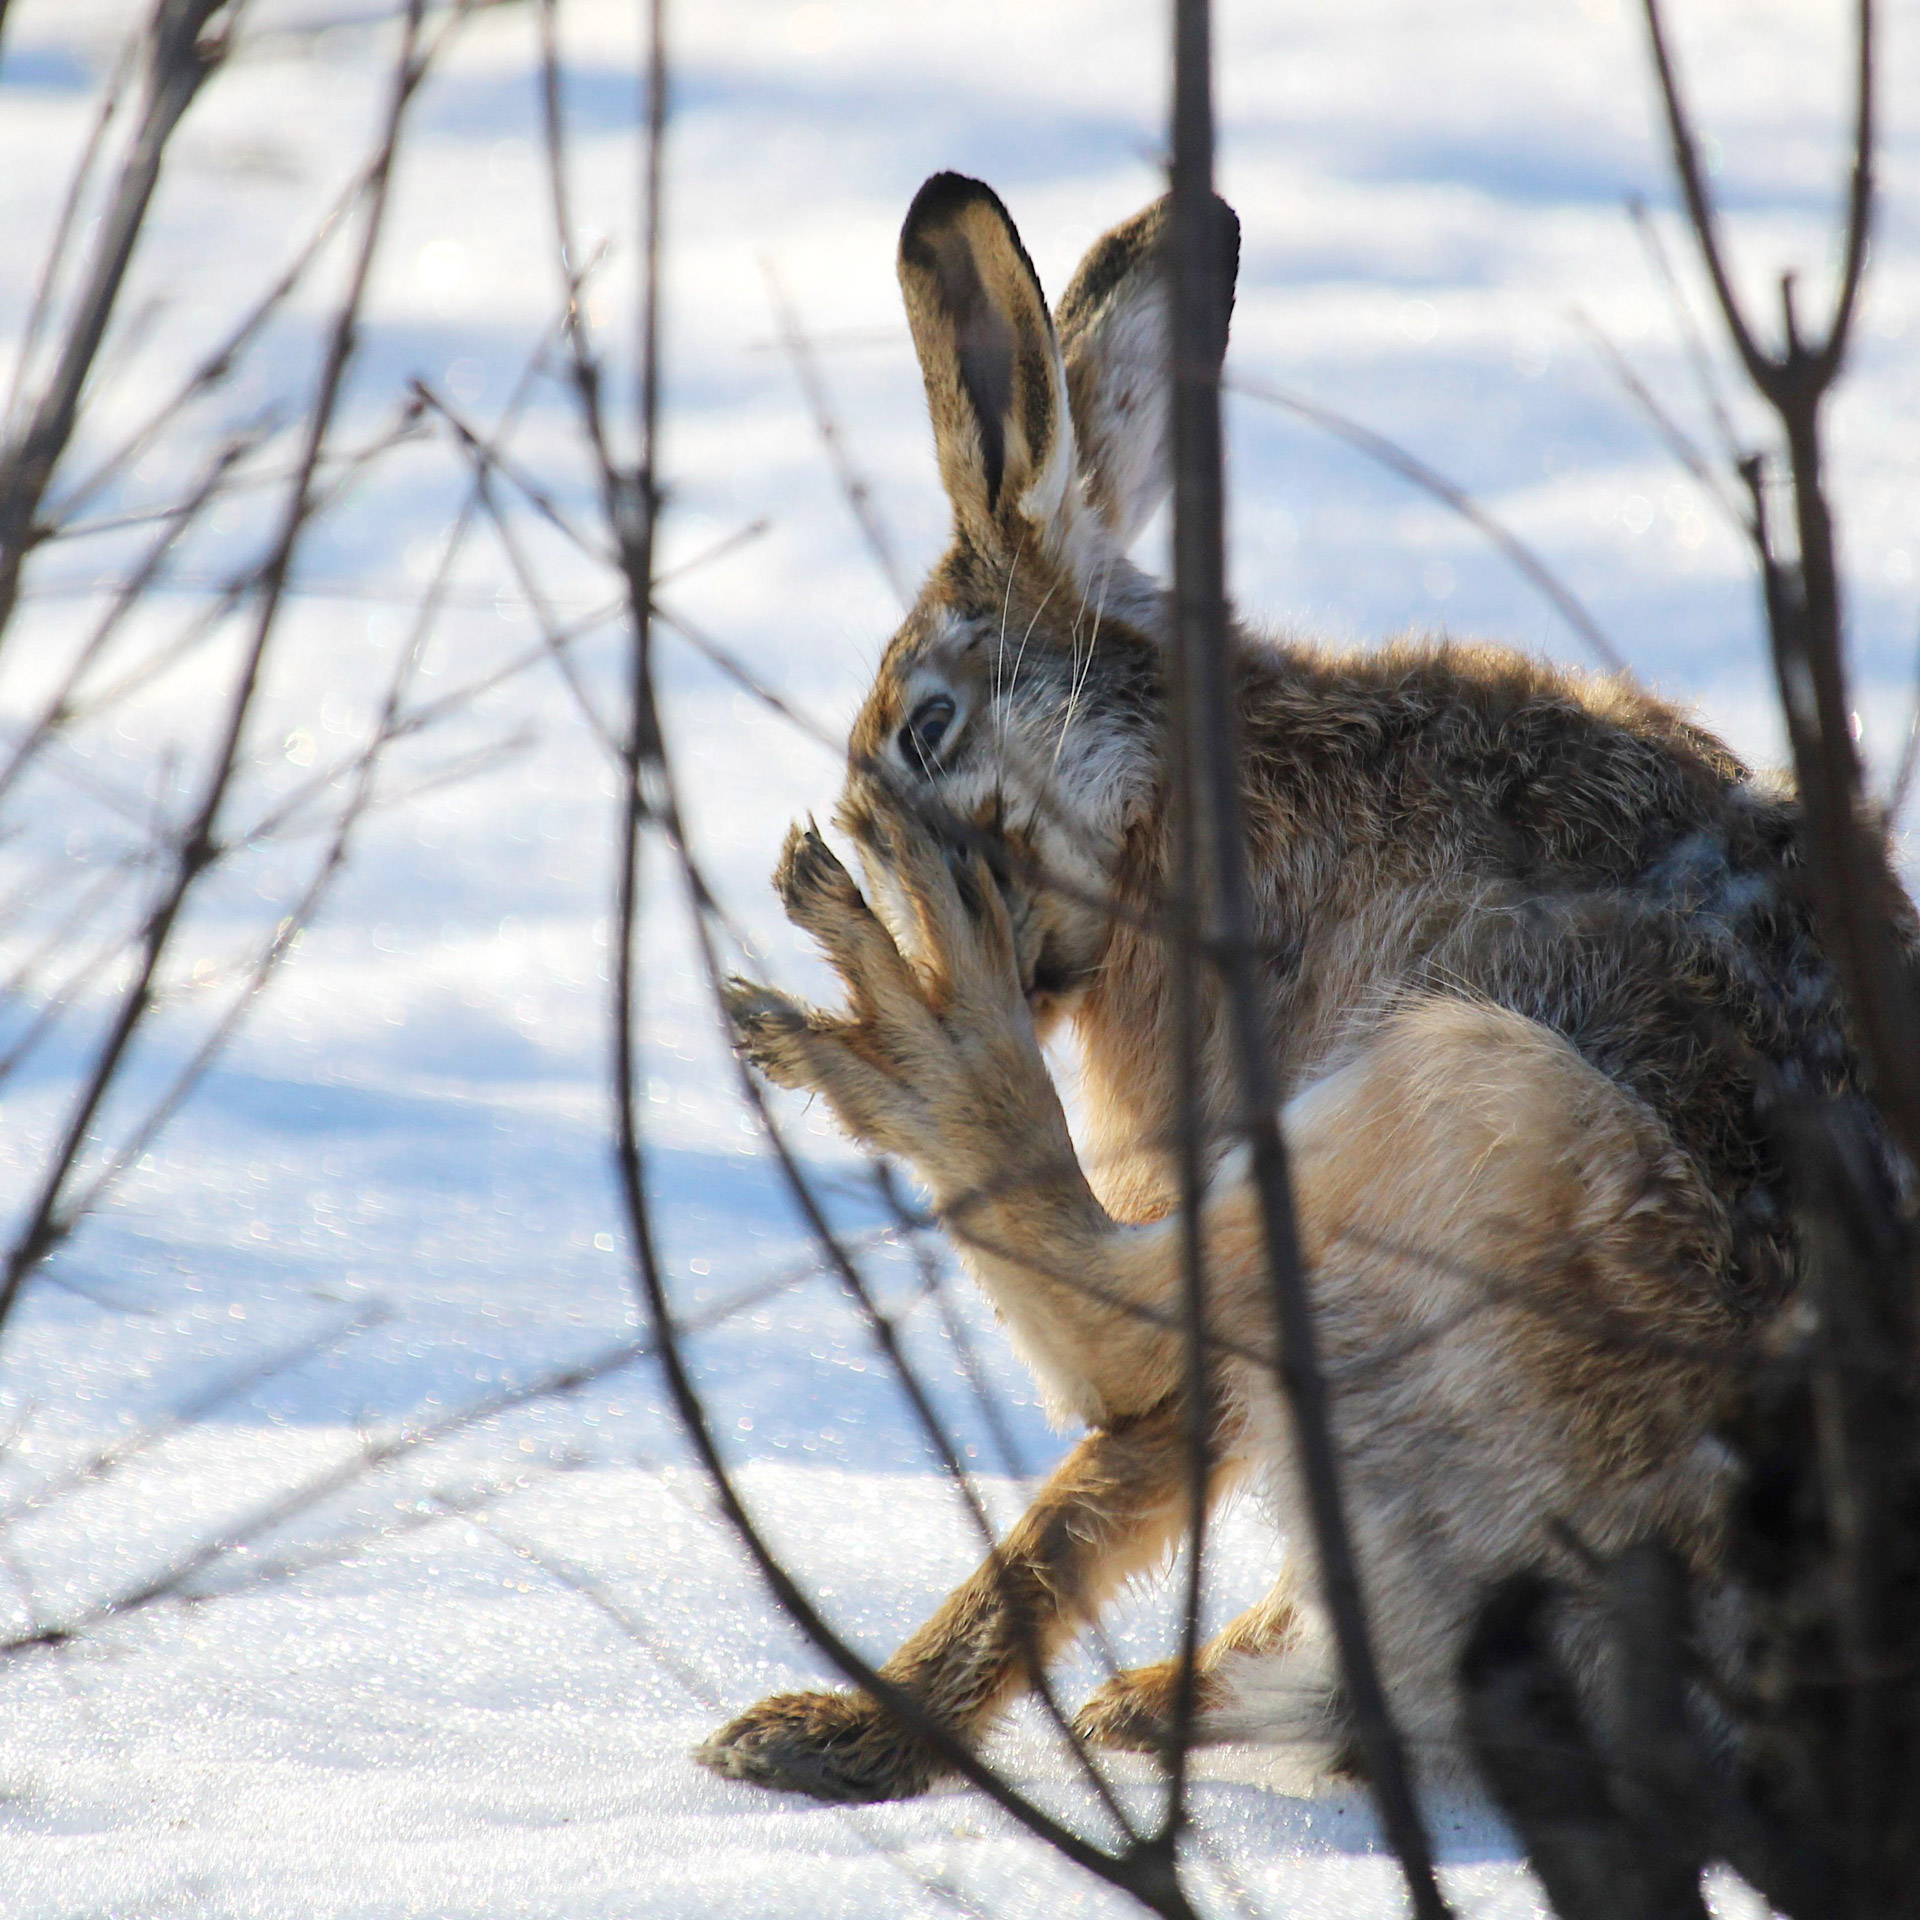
xmin=1053 ymin=563 xmax=1097 ymax=768
xmin=1005 ymin=572 xmax=1063 ymax=730
xmin=993 ymin=538 xmax=1023 ymax=782
xmin=1055 ymin=548 xmax=1113 ymax=773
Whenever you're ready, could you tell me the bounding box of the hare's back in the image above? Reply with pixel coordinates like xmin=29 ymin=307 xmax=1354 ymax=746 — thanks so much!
xmin=1244 ymin=638 xmax=1855 ymax=1312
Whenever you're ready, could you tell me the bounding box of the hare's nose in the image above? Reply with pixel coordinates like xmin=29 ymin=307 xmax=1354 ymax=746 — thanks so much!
xmin=898 ymin=693 xmax=957 ymax=776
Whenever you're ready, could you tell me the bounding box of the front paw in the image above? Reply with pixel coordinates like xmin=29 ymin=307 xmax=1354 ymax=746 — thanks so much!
xmin=694 ymin=1688 xmax=947 ymax=1803
xmin=727 ymin=810 xmax=1074 ymax=1219
xmin=719 ymin=976 xmax=818 ymax=1087
xmin=719 ymin=971 xmax=930 ymax=1165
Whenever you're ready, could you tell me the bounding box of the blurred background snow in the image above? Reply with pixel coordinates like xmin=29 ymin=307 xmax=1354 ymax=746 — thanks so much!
xmin=0 ymin=0 xmax=1911 ymax=1912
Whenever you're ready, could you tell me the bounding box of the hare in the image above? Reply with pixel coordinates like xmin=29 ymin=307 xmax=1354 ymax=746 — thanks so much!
xmin=695 ymin=172 xmax=1862 ymax=1803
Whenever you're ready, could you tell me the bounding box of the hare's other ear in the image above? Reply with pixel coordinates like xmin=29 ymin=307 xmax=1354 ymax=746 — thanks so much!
xmin=899 ymin=174 xmax=1073 ymax=550
xmin=1053 ymin=194 xmax=1239 ymax=547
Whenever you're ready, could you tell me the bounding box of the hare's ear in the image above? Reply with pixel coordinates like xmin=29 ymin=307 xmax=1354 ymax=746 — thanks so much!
xmin=898 ymin=174 xmax=1073 ymax=550
xmin=1053 ymin=194 xmax=1239 ymax=546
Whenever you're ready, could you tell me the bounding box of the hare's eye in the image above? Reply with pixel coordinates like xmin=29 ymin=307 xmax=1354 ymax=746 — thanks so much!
xmin=899 ymin=694 xmax=957 ymax=772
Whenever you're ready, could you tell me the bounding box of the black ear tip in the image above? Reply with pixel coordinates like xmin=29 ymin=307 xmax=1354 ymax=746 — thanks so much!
xmin=906 ymin=171 xmax=999 ymax=221
xmin=901 ymin=172 xmax=1015 ymax=256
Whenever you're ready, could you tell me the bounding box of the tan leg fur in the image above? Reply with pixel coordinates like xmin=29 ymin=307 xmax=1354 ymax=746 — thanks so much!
xmin=696 ymin=1398 xmax=1237 ymax=1800
xmin=1072 ymin=1577 xmax=1307 ymax=1754
xmin=704 ymin=806 xmax=1738 ymax=1795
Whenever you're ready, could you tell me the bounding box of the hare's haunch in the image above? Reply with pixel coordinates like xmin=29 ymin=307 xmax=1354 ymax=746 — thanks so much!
xmin=698 ymin=174 xmax=1879 ymax=1801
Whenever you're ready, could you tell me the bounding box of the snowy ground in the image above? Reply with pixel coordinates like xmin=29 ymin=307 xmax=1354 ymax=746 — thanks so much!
xmin=0 ymin=0 xmax=1915 ymax=1912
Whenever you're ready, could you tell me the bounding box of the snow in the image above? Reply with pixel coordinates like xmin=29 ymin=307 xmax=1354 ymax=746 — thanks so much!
xmin=0 ymin=0 xmax=1913 ymax=1911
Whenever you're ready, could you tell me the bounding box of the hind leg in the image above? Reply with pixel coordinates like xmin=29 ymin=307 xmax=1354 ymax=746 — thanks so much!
xmin=1073 ymin=1574 xmax=1311 ymax=1752
xmin=697 ymin=1398 xmax=1245 ymax=1801
xmin=724 ymin=818 xmax=1181 ymax=1425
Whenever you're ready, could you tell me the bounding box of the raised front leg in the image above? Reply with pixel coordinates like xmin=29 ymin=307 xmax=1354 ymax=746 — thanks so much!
xmin=696 ymin=1398 xmax=1220 ymax=1801
xmin=723 ymin=816 xmax=1184 ymax=1424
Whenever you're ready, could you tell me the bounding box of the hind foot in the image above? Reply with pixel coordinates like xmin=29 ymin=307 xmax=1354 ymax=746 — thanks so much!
xmin=1074 ymin=1657 xmax=1228 ymax=1752
xmin=695 ymin=1688 xmax=947 ymax=1803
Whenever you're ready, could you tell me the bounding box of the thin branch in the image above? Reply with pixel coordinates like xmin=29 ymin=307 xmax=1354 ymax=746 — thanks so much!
xmin=1171 ymin=3 xmax=1449 ymax=1912
xmin=0 ymin=0 xmax=234 ymax=649
xmin=0 ymin=424 xmax=262 ymax=814
xmin=0 ymin=1331 xmax=652 ymax=1657
xmin=1638 ymin=0 xmax=1778 ymax=396
xmin=0 ymin=0 xmax=440 ymax=1342
xmin=0 ymin=913 xmax=144 ymax=1092
xmin=55 ymin=334 xmax=573 ymax=1221
xmin=1162 ymin=0 xmax=1225 ymax=1855
xmin=557 ymin=0 xmax=1197 ymax=1902
xmin=1571 ymin=309 xmax=1747 ymax=533
xmin=1228 ymin=372 xmax=1628 ymax=677
xmin=1819 ymin=0 xmax=1874 ymax=384
xmin=410 ymin=367 xmax=615 ymax=564
xmin=0 ymin=25 xmax=140 ymax=435
xmin=461 ymin=446 xmax=622 ymax=753
xmin=0 ymin=1328 xmax=652 ymax=1658
xmin=464 ymin=1502 xmax=1004 ymax=1920
xmin=49 ymin=413 xmax=431 ymax=545
xmin=1625 ymin=198 xmax=1745 ymax=475
xmin=762 ymin=257 xmax=912 ymax=609
xmin=4 ymin=399 xmax=425 ymax=807
xmin=0 ymin=1306 xmax=388 ymax=1533
xmin=51 ymin=153 xmax=375 ymax=523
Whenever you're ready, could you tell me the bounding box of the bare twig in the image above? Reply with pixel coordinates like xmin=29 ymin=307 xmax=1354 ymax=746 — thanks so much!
xmin=3 ymin=400 xmax=424 ymax=812
xmin=1229 ymin=372 xmax=1627 ymax=677
xmin=1625 ymin=198 xmax=1745 ymax=475
xmin=50 ymin=412 xmax=432 ymax=545
xmin=1643 ymin=0 xmax=1920 ymax=1165
xmin=0 ymin=0 xmax=234 ymax=647
xmin=543 ymin=0 xmax=1223 ymax=1902
xmin=0 ymin=26 xmax=140 ymax=435
xmin=548 ymin=3 xmax=1156 ymax=1866
xmin=57 ymin=327 xmax=583 ymax=1221
xmin=1571 ymin=309 xmax=1747 ymax=533
xmin=762 ymin=258 xmax=912 ymax=608
xmin=0 ymin=0 xmax=441 ymax=1342
xmin=52 ymin=156 xmax=375 ymax=523
xmin=464 ymin=1502 xmax=1004 ymax=1920
xmin=0 ymin=424 xmax=264 ymax=814
xmin=0 ymin=1306 xmax=388 ymax=1534
xmin=0 ymin=1330 xmax=651 ymax=1658
xmin=1171 ymin=2 xmax=1448 ymax=1912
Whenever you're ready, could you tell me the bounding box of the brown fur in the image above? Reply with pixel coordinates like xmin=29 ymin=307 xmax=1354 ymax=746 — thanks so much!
xmin=1073 ymin=1578 xmax=1307 ymax=1755
xmin=697 ymin=1399 xmax=1227 ymax=1799
xmin=696 ymin=176 xmax=1874 ymax=1801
